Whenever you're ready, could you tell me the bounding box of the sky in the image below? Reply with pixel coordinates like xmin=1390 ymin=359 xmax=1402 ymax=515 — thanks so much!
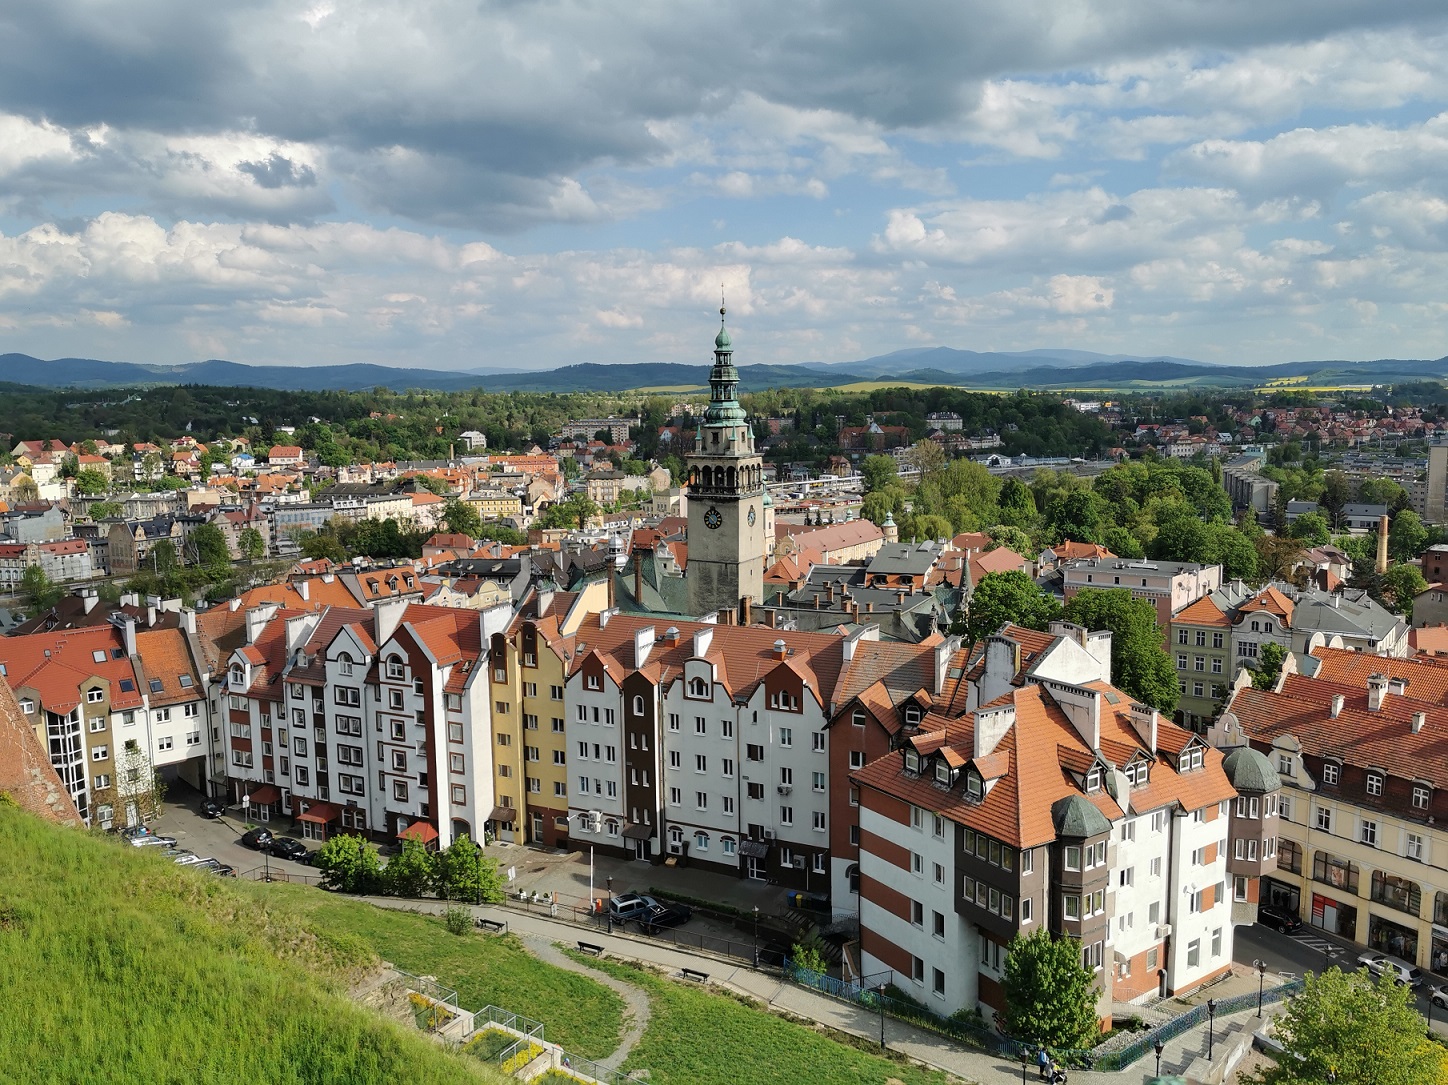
xmin=1 ymin=1 xmax=1447 ymax=373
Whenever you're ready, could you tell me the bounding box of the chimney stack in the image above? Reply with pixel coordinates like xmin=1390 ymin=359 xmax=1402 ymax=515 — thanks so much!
xmin=1376 ymin=514 xmax=1390 ymax=575
xmin=1330 ymin=694 xmax=1344 ymax=718
xmin=1367 ymin=673 xmax=1388 ymax=711
xmin=1412 ymin=711 xmax=1426 ymax=734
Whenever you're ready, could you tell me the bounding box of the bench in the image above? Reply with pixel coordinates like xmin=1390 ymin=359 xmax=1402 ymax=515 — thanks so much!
xmin=680 ymin=968 xmax=709 ymax=983
xmin=476 ymin=918 xmax=507 ymax=934
xmin=577 ymin=941 xmax=605 ymax=957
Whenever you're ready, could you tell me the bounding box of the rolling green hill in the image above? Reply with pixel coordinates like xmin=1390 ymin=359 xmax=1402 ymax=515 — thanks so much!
xmin=0 ymin=805 xmax=503 ymax=1085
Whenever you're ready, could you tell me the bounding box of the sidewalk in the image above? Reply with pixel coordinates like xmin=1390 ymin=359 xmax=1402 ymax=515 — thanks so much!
xmin=362 ymin=894 xmax=1280 ymax=1085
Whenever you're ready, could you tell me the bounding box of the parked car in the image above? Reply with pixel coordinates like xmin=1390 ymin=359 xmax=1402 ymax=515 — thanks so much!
xmin=267 ymin=837 xmax=310 ymax=862
xmin=638 ymin=902 xmax=693 ymax=932
xmin=1430 ymin=985 xmax=1448 ymax=1010
xmin=129 ymin=833 xmax=178 ymax=848
xmin=1357 ymin=951 xmax=1423 ymax=987
xmin=190 ymin=858 xmax=236 ymax=877
xmin=240 ymin=827 xmax=275 ymax=851
xmin=1257 ymin=904 xmax=1303 ymax=934
xmin=607 ymin=893 xmax=659 ymax=922
xmin=200 ymin=799 xmax=226 ymax=820
xmin=174 ymin=853 xmax=210 ymax=866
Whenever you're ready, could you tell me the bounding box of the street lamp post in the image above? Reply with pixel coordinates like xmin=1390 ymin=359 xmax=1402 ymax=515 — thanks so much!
xmin=752 ymin=905 xmax=760 ymax=967
xmin=1255 ymin=959 xmax=1268 ymax=1017
xmin=241 ymin=791 xmax=251 ymax=830
xmin=1153 ymin=1038 xmax=1164 ymax=1077
xmin=1019 ymin=1048 xmax=1029 ymax=1085
xmin=1428 ymin=992 xmax=1436 ymax=1039
xmin=876 ymin=982 xmax=887 ymax=1049
xmin=1206 ymin=998 xmax=1218 ymax=1062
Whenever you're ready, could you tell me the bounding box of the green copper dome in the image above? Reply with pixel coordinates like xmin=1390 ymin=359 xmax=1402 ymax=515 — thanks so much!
xmin=1222 ymin=746 xmax=1281 ymax=794
xmin=1051 ymin=794 xmax=1112 ymax=839
xmin=715 ymin=324 xmax=732 ymax=350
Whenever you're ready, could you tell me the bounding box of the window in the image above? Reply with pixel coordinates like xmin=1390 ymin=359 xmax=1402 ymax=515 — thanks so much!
xmin=1082 ymin=941 xmax=1103 ymax=971
xmin=1413 ymin=785 xmax=1431 ymax=810
xmin=232 ymin=749 xmax=253 ymax=767
xmin=1063 ymin=894 xmax=1080 ymax=920
xmin=722 ymin=719 xmax=734 ymax=738
xmin=811 ymin=732 xmax=825 ymax=752
xmin=1194 ymin=656 xmax=1205 ymax=671
xmin=747 ymin=782 xmax=764 ymax=800
xmin=778 ymin=727 xmax=793 ymax=747
xmin=157 ymin=736 xmax=173 ymax=752
xmin=392 ymin=749 xmax=408 ymax=771
xmin=669 ymin=787 xmax=681 ymax=806
xmin=1366 ymin=774 xmax=1383 ymax=797
xmin=933 ymin=910 xmax=945 ymax=938
xmin=1021 ymin=897 xmax=1033 ymax=923
xmin=668 ymin=713 xmax=680 ymax=731
xmin=694 ymin=831 xmax=709 ymax=852
xmin=91 ymin=744 xmax=109 ymax=762
xmin=779 ymin=806 xmax=793 ymax=826
xmin=911 ymin=900 xmax=924 ymax=927
xmin=1177 ymin=655 xmax=1187 ymax=670
xmin=550 ymin=685 xmax=564 ymax=700
xmin=1065 ymin=845 xmax=1081 ymax=871
xmin=1177 ymin=629 xmax=1188 ymax=645
xmin=695 ymin=716 xmax=707 ymax=735
xmin=1360 ymin=819 xmax=1378 ymax=847
xmin=334 ymin=687 xmax=360 ymax=707
xmin=1322 ymin=762 xmax=1339 ymax=785
xmin=392 ymin=780 xmax=409 ymax=802
xmin=86 ymin=688 xmax=104 ymax=704
xmin=1407 ymin=833 xmax=1425 ymax=862
xmin=1211 ymin=927 xmax=1222 ymax=958
xmin=93 ymin=773 xmax=111 ymax=790
xmin=1187 ymin=939 xmax=1201 ymax=968
xmin=1315 ymin=804 xmax=1333 ymax=832
xmin=696 ymin=792 xmax=708 ymax=810
xmin=746 ymin=743 xmax=764 ymax=761
xmin=1022 ymin=849 xmax=1033 ymax=874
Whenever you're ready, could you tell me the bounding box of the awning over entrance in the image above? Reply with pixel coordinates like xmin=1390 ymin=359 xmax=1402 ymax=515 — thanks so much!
xmin=398 ymin=821 xmax=439 ymax=843
xmin=622 ymin=823 xmax=653 ymax=840
xmin=245 ymin=784 xmax=281 ymax=805
xmin=296 ymin=801 xmax=343 ymax=824
xmin=738 ymin=839 xmax=769 ymax=858
xmin=489 ymin=805 xmax=517 ymax=824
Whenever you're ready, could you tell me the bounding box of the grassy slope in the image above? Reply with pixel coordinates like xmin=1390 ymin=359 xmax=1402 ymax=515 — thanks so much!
xmin=569 ymin=952 xmax=963 ymax=1085
xmin=273 ymin=887 xmax=626 ymax=1060
xmin=0 ymin=807 xmax=503 ymax=1085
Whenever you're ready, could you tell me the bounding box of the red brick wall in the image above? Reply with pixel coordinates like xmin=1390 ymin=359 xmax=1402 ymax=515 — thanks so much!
xmin=860 ymin=872 xmax=912 ymax=923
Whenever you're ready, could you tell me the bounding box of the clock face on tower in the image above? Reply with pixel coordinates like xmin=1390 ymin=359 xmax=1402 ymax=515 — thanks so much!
xmin=747 ymin=506 xmax=756 ymax=526
xmin=704 ymin=506 xmax=723 ymax=530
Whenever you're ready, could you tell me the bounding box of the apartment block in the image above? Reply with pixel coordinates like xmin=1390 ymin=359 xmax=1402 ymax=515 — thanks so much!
xmin=852 ymin=658 xmax=1241 ymax=1022
xmin=1063 ymin=557 xmax=1222 ymax=630
xmin=1219 ymin=646 xmax=1448 ymax=972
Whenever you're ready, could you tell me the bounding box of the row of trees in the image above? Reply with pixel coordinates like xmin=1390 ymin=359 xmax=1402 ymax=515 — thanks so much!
xmin=312 ymin=832 xmax=506 ymax=902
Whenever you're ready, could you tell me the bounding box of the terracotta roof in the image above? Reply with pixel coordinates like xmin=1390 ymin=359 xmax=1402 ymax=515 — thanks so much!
xmin=1239 ymin=586 xmax=1295 ymax=627
xmin=1305 ymin=644 xmax=1448 ymax=706
xmin=1409 ymin=626 xmax=1448 ymax=656
xmin=1052 ymin=540 xmax=1116 ymax=561
xmin=776 ymin=519 xmax=885 ymax=555
xmin=134 ymin=628 xmax=204 ymax=708
xmin=1173 ymin=594 xmax=1232 ymax=627
xmin=0 ymin=626 xmax=145 ymax=713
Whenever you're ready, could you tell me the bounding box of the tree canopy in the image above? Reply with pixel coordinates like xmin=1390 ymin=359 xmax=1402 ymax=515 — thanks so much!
xmin=1062 ymin=588 xmax=1179 ymax=714
xmin=1001 ymin=928 xmax=1100 ymax=1049
xmin=966 ymin=571 xmax=1062 ymax=646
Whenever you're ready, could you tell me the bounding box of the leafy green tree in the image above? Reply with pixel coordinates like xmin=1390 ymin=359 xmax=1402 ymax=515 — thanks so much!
xmin=1256 ymin=534 xmax=1305 ymax=584
xmin=21 ymin=565 xmax=65 ymax=614
xmin=237 ymin=527 xmax=266 ymax=561
xmin=559 ymin=456 xmax=581 ymax=480
xmin=1244 ymin=967 xmax=1445 ymax=1085
xmin=1389 ymin=510 xmax=1428 ymax=564
xmin=90 ymin=500 xmax=123 ymax=520
xmin=1205 ymin=522 xmax=1258 ymax=581
xmin=997 ymin=478 xmax=1037 ymax=529
xmin=966 ymin=571 xmax=1062 ymax=646
xmin=189 ymin=522 xmax=232 ymax=574
xmin=1001 ymin=928 xmax=1099 ymax=1049
xmin=299 ymin=528 xmax=347 ymax=564
xmin=909 ymin=513 xmax=954 ymax=542
xmin=73 ymin=468 xmax=110 ymax=496
xmin=535 ymin=494 xmax=598 ymax=530
xmin=1382 ymin=563 xmax=1428 ymax=615
xmin=477 ymin=523 xmax=527 ymax=546
xmin=314 ymin=833 xmax=383 ymax=894
xmin=1101 ymin=525 xmax=1145 ymax=559
xmin=860 ymin=455 xmax=898 ymax=493
xmin=384 ymin=838 xmax=438 ymax=898
xmin=441 ymin=500 xmax=484 ymax=538
xmin=1046 ymin=490 xmax=1104 ymax=544
xmin=1062 ymin=588 xmax=1179 ymax=714
xmin=1288 ymin=512 xmax=1330 ymax=547
xmin=790 ymin=937 xmax=830 ymax=976
xmin=986 ymin=525 xmax=1033 ymax=555
xmin=435 ymin=833 xmax=505 ymax=903
xmin=149 ymin=539 xmax=178 ymax=575
xmin=860 ymin=488 xmax=905 ymax=527
xmin=1251 ymin=642 xmax=1287 ymax=690
xmin=1320 ymin=470 xmax=1352 ymax=529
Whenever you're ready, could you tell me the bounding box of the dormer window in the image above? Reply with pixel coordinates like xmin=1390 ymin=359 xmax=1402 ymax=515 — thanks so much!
xmin=965 ymin=772 xmax=982 ymax=799
xmin=904 ymin=749 xmax=920 ymax=774
xmin=229 ymin=666 xmax=244 ymax=687
xmin=1366 ymin=774 xmax=1384 ymax=797
xmin=632 ymin=695 xmax=645 ymax=716
xmin=903 ymin=705 xmax=922 ymax=727
xmin=687 ymin=676 xmax=709 ymax=698
xmin=338 ymin=654 xmax=353 ymax=676
xmin=1085 ymin=768 xmax=1102 ymax=793
xmin=386 ymin=657 xmax=405 ymax=680
xmin=935 ymin=761 xmax=951 ymax=786
xmin=586 ymin=673 xmax=602 ymax=691
xmin=1125 ymin=761 xmax=1149 ymax=788
xmin=1178 ymin=747 xmax=1204 ymax=773
xmin=852 ymin=708 xmax=867 ymax=727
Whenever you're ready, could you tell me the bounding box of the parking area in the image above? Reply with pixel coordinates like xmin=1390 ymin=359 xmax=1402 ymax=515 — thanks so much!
xmin=143 ymin=794 xmax=318 ymax=879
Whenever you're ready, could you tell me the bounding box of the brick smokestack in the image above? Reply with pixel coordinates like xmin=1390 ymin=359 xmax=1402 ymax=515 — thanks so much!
xmin=1376 ymin=514 xmax=1390 ymax=575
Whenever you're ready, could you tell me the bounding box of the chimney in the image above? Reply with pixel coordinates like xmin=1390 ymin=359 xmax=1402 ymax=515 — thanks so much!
xmin=692 ymin=626 xmax=713 ymax=658
xmin=1389 ymin=676 xmax=1408 ymax=696
xmin=814 ymin=594 xmax=822 ymax=610
xmin=634 ymin=551 xmax=643 ymax=602
xmin=973 ymin=703 xmax=1016 ymax=759
xmin=866 ymin=601 xmax=874 ymax=613
xmin=298 ymin=579 xmax=309 ymax=602
xmin=717 ymin=607 xmax=735 ymax=626
xmin=634 ymin=625 xmax=655 ymax=669
xmin=773 ymin=638 xmax=788 ymax=661
xmin=122 ymin=617 xmax=137 ymax=657
xmin=147 ymin=605 xmax=157 ymax=627
xmin=1330 ymin=694 xmax=1345 ymax=718
xmin=740 ymin=595 xmax=752 ymax=626
xmin=896 ymin=590 xmax=906 ymax=606
xmin=1367 ymin=673 xmax=1388 ymax=711
xmin=536 ymin=584 xmax=554 ymax=617
xmin=81 ymin=590 xmax=98 ymax=614
xmin=1128 ymin=702 xmax=1159 ymax=752
xmin=826 ymin=581 xmax=835 ymax=603
xmin=372 ymin=596 xmax=408 ymax=646
xmin=934 ymin=636 xmax=956 ymax=695
xmin=1376 ymin=513 xmax=1390 ymax=575
xmin=229 ymin=597 xmax=242 ymax=613
xmin=180 ymin=608 xmax=196 ymax=635
xmin=1412 ymin=711 xmax=1426 ymax=734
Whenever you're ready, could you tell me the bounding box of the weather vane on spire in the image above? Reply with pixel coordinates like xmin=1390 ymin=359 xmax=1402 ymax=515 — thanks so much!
xmin=720 ymin=283 xmax=726 ymax=319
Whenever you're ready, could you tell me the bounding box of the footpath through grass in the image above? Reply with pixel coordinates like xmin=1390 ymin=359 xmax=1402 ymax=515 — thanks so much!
xmin=274 ymin=887 xmax=625 ymax=1060
xmin=567 ymin=951 xmax=964 ymax=1085
xmin=0 ymin=806 xmax=502 ymax=1085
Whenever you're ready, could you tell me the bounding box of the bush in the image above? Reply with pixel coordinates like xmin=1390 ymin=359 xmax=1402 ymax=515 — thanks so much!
xmin=443 ymin=903 xmax=473 ymax=936
xmin=314 ymin=833 xmax=383 ymax=894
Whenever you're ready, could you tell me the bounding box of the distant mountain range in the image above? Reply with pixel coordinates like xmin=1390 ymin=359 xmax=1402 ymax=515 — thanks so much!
xmin=1 ymin=348 xmax=1445 ymax=395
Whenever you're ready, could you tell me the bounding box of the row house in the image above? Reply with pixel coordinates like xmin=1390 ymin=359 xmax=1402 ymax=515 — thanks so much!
xmin=1219 ymin=646 xmax=1448 ymax=973
xmin=853 ymin=668 xmax=1241 ymax=1023
xmin=0 ymin=618 xmax=212 ymax=828
xmin=558 ymin=609 xmax=959 ymax=892
xmin=485 ymin=582 xmax=609 ymax=847
xmin=216 ymin=599 xmax=511 ymax=848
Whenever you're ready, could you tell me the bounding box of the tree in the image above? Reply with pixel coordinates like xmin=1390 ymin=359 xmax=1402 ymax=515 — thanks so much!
xmin=20 ymin=565 xmax=64 ymax=614
xmin=314 ymin=833 xmax=384 ymax=894
xmin=237 ymin=527 xmax=266 ymax=561
xmin=1062 ymin=589 xmax=1179 ymax=714
xmin=73 ymin=468 xmax=110 ymax=496
xmin=1244 ymin=967 xmax=1445 ymax=1085
xmin=90 ymin=500 xmax=123 ymax=520
xmin=997 ymin=478 xmax=1037 ymax=529
xmin=1046 ymin=490 xmax=1104 ymax=544
xmin=1001 ymin=928 xmax=1099 ymax=1049
xmin=299 ymin=528 xmax=347 ymax=564
xmin=435 ymin=833 xmax=505 ymax=903
xmin=860 ymin=455 xmax=898 ymax=493
xmin=150 ymin=539 xmax=178 ymax=575
xmin=986 ymin=525 xmax=1033 ymax=555
xmin=536 ymin=494 xmax=598 ymax=531
xmin=1251 ymin=642 xmax=1287 ymax=690
xmin=1381 ymin=563 xmax=1428 ymax=615
xmin=1320 ymin=470 xmax=1352 ymax=529
xmin=441 ymin=499 xmax=484 ymax=538
xmin=384 ymin=838 xmax=438 ymax=898
xmin=1389 ymin=510 xmax=1428 ymax=564
xmin=1256 ymin=534 xmax=1305 ymax=584
xmin=116 ymin=738 xmax=166 ymax=825
xmin=189 ymin=522 xmax=231 ymax=575
xmin=903 ymin=439 xmax=946 ymax=478
xmin=1288 ymin=512 xmax=1330 ymax=547
xmin=966 ymin=571 xmax=1062 ymax=646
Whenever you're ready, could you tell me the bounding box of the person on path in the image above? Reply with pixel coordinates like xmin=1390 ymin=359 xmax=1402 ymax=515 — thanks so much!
xmin=1037 ymin=1046 xmax=1051 ymax=1079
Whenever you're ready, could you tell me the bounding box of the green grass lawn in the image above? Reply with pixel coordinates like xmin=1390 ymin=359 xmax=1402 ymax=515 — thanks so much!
xmin=0 ymin=806 xmax=502 ymax=1085
xmin=273 ymin=888 xmax=625 ymax=1060
xmin=567 ymin=952 xmax=964 ymax=1085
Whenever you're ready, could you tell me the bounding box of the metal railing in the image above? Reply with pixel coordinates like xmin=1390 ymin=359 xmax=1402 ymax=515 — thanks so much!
xmin=240 ymin=865 xmax=325 ymax=886
xmin=1105 ymin=980 xmax=1303 ymax=1071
